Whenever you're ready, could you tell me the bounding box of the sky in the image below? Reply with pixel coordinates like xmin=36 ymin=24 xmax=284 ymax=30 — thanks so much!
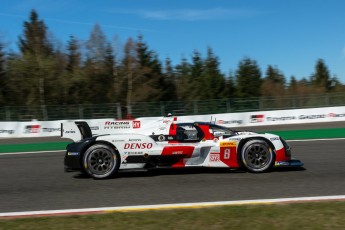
xmin=0 ymin=0 xmax=345 ymax=83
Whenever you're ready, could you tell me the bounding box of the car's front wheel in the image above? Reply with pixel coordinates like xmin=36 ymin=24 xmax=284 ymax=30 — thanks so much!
xmin=82 ymin=144 xmax=119 ymax=179
xmin=240 ymin=139 xmax=275 ymax=173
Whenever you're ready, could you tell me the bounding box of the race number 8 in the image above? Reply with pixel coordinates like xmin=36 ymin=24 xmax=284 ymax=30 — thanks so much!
xmin=224 ymin=148 xmax=230 ymax=159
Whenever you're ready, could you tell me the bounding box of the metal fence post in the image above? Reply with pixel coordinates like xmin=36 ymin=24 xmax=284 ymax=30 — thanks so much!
xmin=226 ymin=99 xmax=231 ymax=112
xmin=193 ymin=101 xmax=198 ymax=114
xmin=41 ymin=105 xmax=48 ymax=121
xmin=116 ymin=103 xmax=122 ymax=119
xmin=79 ymin=105 xmax=84 ymax=119
xmin=5 ymin=106 xmax=11 ymax=121
xmin=160 ymin=102 xmax=165 ymax=116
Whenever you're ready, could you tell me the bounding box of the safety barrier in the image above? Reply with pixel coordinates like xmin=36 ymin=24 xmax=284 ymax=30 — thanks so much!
xmin=0 ymin=106 xmax=344 ymax=138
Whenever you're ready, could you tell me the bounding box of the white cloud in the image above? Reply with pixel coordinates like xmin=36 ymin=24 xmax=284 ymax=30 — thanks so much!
xmin=108 ymin=8 xmax=264 ymax=21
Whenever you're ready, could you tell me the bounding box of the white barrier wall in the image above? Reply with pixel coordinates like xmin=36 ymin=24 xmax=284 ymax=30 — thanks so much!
xmin=181 ymin=106 xmax=345 ymax=128
xmin=1 ymin=106 xmax=345 ymax=138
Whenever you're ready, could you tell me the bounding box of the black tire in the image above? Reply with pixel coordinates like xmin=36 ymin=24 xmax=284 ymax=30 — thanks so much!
xmin=82 ymin=144 xmax=119 ymax=179
xmin=240 ymin=139 xmax=275 ymax=173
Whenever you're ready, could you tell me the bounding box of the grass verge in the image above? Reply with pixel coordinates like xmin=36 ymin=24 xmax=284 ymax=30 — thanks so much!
xmin=1 ymin=201 xmax=344 ymax=230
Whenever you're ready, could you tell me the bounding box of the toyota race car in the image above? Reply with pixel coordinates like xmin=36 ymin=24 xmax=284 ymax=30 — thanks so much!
xmin=62 ymin=116 xmax=303 ymax=179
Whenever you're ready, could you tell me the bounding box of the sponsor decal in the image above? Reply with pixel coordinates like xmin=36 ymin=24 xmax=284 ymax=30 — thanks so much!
xmin=0 ymin=129 xmax=15 ymax=134
xmin=229 ymin=138 xmax=241 ymax=141
xmin=250 ymin=115 xmax=264 ymax=123
xmin=172 ymin=151 xmax=183 ymax=155
xmin=270 ymin=137 xmax=280 ymax=141
xmin=42 ymin=128 xmax=60 ymax=132
xmin=90 ymin=126 xmax=99 ymax=131
xmin=124 ymin=143 xmax=153 ymax=149
xmin=220 ymin=141 xmax=236 ymax=147
xmin=327 ymin=113 xmax=345 ymax=118
xmin=217 ymin=119 xmax=243 ymax=125
xmin=132 ymin=120 xmax=141 ymax=129
xmin=210 ymin=153 xmax=220 ymax=162
xmin=124 ymin=151 xmax=144 ymax=155
xmin=24 ymin=125 xmax=41 ymax=133
xmin=299 ymin=114 xmax=326 ymax=120
xmin=104 ymin=121 xmax=131 ymax=129
xmin=267 ymin=116 xmax=296 ymax=121
xmin=129 ymin=138 xmax=141 ymax=142
xmin=65 ymin=130 xmax=76 ymax=134
xmin=67 ymin=152 xmax=79 ymax=156
xmin=112 ymin=139 xmax=125 ymax=143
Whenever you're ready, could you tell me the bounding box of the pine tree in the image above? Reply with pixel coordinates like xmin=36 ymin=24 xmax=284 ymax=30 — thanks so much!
xmin=8 ymin=10 xmax=58 ymax=106
xmin=201 ymin=47 xmax=226 ymax=99
xmin=311 ymin=59 xmax=331 ymax=91
xmin=175 ymin=57 xmax=192 ymax=100
xmin=134 ymin=35 xmax=163 ymax=102
xmin=235 ymin=57 xmax=262 ymax=98
xmin=18 ymin=9 xmax=53 ymax=57
xmin=261 ymin=65 xmax=286 ymax=97
xmin=66 ymin=35 xmax=81 ymax=73
xmin=0 ymin=42 xmax=7 ymax=105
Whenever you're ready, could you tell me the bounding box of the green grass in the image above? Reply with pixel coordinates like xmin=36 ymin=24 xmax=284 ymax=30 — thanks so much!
xmin=1 ymin=201 xmax=344 ymax=230
xmin=0 ymin=142 xmax=71 ymax=153
xmin=266 ymin=128 xmax=345 ymax=140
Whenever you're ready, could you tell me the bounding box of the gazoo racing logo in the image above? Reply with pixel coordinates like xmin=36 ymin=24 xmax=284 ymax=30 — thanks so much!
xmin=124 ymin=143 xmax=153 ymax=149
xmin=132 ymin=120 xmax=141 ymax=129
xmin=104 ymin=121 xmax=131 ymax=129
xmin=24 ymin=125 xmax=41 ymax=133
xmin=250 ymin=114 xmax=265 ymax=123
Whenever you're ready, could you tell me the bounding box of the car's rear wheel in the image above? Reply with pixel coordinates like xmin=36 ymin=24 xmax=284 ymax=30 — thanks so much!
xmin=83 ymin=144 xmax=119 ymax=179
xmin=240 ymin=139 xmax=275 ymax=173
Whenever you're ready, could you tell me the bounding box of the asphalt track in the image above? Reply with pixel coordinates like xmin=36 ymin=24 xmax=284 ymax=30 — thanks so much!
xmin=0 ymin=139 xmax=344 ymax=213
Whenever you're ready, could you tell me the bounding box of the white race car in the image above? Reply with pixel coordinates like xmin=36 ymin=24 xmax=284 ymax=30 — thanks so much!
xmin=62 ymin=116 xmax=303 ymax=179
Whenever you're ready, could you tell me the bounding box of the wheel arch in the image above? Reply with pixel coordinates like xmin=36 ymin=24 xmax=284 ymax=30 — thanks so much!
xmin=237 ymin=137 xmax=276 ymax=168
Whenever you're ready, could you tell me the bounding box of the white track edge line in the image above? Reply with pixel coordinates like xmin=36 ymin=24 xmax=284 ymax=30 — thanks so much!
xmin=1 ymin=195 xmax=345 ymax=217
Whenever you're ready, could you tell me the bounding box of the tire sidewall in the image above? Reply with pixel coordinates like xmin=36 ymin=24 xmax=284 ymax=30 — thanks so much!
xmin=240 ymin=139 xmax=275 ymax=173
xmin=82 ymin=144 xmax=119 ymax=179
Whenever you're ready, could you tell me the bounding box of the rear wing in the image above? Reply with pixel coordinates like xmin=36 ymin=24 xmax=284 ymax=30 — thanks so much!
xmin=61 ymin=121 xmax=92 ymax=142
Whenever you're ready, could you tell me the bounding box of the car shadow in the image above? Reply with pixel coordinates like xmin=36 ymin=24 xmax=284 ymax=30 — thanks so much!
xmin=72 ymin=166 xmax=306 ymax=179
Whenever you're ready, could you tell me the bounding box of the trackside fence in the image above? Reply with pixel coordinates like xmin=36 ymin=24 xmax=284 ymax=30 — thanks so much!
xmin=1 ymin=93 xmax=345 ymax=121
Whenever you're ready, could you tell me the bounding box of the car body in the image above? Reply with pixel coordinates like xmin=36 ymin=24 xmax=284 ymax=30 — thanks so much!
xmin=62 ymin=116 xmax=303 ymax=179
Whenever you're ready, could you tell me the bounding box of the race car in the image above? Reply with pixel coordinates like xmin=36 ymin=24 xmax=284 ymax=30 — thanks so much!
xmin=62 ymin=116 xmax=303 ymax=179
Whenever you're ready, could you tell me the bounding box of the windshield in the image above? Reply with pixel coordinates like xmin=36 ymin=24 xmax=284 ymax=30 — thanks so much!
xmin=209 ymin=124 xmax=237 ymax=137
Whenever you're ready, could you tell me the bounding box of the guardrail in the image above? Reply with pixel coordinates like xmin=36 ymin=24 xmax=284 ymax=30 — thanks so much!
xmin=1 ymin=93 xmax=345 ymax=121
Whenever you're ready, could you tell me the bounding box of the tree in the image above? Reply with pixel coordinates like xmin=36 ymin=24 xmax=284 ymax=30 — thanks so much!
xmin=83 ymin=24 xmax=114 ymax=103
xmin=235 ymin=57 xmax=262 ymax=98
xmin=161 ymin=57 xmax=177 ymax=101
xmin=225 ymin=71 xmax=236 ymax=98
xmin=310 ymin=59 xmax=331 ymax=91
xmin=0 ymin=42 xmax=7 ymax=105
xmin=8 ymin=10 xmax=59 ymax=107
xmin=85 ymin=24 xmax=107 ymax=64
xmin=189 ymin=50 xmax=204 ymax=99
xmin=200 ymin=47 xmax=226 ymax=99
xmin=18 ymin=9 xmax=53 ymax=57
xmin=260 ymin=65 xmax=286 ymax=97
xmin=133 ymin=35 xmax=164 ymax=102
xmin=66 ymin=35 xmax=81 ymax=73
xmin=175 ymin=57 xmax=192 ymax=100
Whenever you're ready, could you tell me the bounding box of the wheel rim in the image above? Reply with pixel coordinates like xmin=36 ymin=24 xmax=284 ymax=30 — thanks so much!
xmin=87 ymin=148 xmax=115 ymax=176
xmin=243 ymin=143 xmax=272 ymax=170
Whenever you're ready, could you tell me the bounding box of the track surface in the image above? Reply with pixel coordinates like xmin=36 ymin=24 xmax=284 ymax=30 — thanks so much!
xmin=0 ymin=139 xmax=344 ymax=213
